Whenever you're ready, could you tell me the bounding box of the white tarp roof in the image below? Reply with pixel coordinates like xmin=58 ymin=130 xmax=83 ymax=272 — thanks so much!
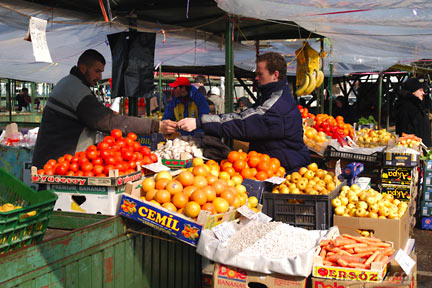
xmin=0 ymin=0 xmax=256 ymax=83
xmin=217 ymin=0 xmax=432 ymax=76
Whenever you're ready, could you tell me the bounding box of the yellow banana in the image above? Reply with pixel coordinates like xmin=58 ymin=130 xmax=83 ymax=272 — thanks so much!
xmin=315 ymin=70 xmax=324 ymax=88
xmin=295 ymin=74 xmax=310 ymax=96
xmin=304 ymin=72 xmax=316 ymax=95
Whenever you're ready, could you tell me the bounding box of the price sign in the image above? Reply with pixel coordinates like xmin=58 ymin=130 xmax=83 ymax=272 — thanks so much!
xmin=29 ymin=17 xmax=52 ymax=63
xmin=211 ymin=221 xmax=237 ymax=243
xmin=265 ymin=177 xmax=286 ymax=185
xmin=237 ymin=205 xmax=258 ymax=219
xmin=394 ymin=249 xmax=416 ymax=275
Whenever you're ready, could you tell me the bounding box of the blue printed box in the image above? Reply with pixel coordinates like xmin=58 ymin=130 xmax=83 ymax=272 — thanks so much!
xmin=117 ymin=181 xmax=238 ymax=246
xmin=421 ymin=217 xmax=432 ymax=230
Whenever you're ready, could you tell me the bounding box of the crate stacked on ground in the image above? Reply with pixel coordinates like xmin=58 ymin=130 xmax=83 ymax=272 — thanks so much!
xmin=421 ymin=160 xmax=432 ymax=230
xmin=380 ymin=146 xmax=420 ymax=231
xmin=0 ymin=167 xmax=57 ymax=254
xmin=262 ymin=163 xmax=342 ymax=230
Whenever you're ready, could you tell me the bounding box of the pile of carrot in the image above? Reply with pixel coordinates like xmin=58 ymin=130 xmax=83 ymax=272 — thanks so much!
xmin=318 ymin=234 xmax=394 ymax=269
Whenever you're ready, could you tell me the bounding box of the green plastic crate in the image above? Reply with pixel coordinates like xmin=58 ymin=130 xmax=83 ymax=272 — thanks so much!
xmin=0 ymin=167 xmax=57 ymax=254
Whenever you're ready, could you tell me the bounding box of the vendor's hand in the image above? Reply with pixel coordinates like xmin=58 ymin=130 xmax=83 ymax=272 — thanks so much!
xmin=178 ymin=118 xmax=197 ymax=132
xmin=160 ymin=120 xmax=177 ymax=134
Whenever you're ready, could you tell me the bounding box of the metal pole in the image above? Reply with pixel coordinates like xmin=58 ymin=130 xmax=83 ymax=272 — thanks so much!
xmin=378 ymin=73 xmax=383 ymax=130
xmin=328 ymin=62 xmax=333 ymax=116
xmin=225 ymin=16 xmax=234 ymax=113
xmin=318 ymin=39 xmax=324 ymax=114
xmin=7 ymin=79 xmax=12 ymax=122
xmin=158 ymin=65 xmax=162 ymax=113
xmin=386 ymin=75 xmax=390 ymax=130
xmin=128 ymin=15 xmax=138 ymax=116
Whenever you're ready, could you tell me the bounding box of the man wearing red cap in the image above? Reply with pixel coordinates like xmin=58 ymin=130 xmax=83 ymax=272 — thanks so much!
xmin=162 ymin=76 xmax=210 ymax=135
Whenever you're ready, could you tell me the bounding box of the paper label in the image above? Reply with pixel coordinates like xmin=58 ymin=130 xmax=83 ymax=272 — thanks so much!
xmin=265 ymin=177 xmax=286 ymax=185
xmin=256 ymin=212 xmax=272 ymax=223
xmin=211 ymin=221 xmax=237 ymax=243
xmin=142 ymin=163 xmax=170 ymax=173
xmin=394 ymin=249 xmax=415 ymax=275
xmin=29 ymin=17 xmax=52 ymax=63
xmin=237 ymin=205 xmax=258 ymax=219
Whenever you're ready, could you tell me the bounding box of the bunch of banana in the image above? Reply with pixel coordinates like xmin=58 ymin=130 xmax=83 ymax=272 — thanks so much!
xmin=295 ymin=42 xmax=325 ymax=96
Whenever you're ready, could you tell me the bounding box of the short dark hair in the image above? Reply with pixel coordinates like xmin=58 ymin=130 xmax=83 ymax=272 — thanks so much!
xmin=78 ymin=49 xmax=106 ymax=67
xmin=194 ymin=75 xmax=206 ymax=84
xmin=256 ymin=52 xmax=287 ymax=80
xmin=22 ymin=88 xmax=28 ymax=93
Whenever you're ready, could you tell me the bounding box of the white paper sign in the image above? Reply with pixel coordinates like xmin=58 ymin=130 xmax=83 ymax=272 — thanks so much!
xmin=265 ymin=177 xmax=286 ymax=185
xmin=237 ymin=205 xmax=258 ymax=219
xmin=394 ymin=249 xmax=415 ymax=275
xmin=142 ymin=162 xmax=170 ymax=173
xmin=211 ymin=221 xmax=237 ymax=243
xmin=256 ymin=212 xmax=272 ymax=223
xmin=29 ymin=17 xmax=52 ymax=63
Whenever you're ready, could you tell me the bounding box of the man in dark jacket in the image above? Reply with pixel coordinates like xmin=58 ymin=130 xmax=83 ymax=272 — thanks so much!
xmin=395 ymin=78 xmax=431 ymax=147
xmin=178 ymin=52 xmax=310 ymax=172
xmin=33 ymin=49 xmax=176 ymax=168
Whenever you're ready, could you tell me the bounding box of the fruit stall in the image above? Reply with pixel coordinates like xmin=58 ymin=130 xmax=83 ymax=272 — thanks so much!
xmin=1 ymin=123 xmax=423 ymax=288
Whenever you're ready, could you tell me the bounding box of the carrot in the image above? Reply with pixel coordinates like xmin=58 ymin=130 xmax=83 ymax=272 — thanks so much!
xmin=323 ymin=260 xmax=334 ymax=266
xmin=374 ymin=254 xmax=384 ymax=263
xmin=326 ymin=245 xmax=342 ymax=253
xmin=380 ymin=247 xmax=395 ymax=257
xmin=371 ymin=242 xmax=392 ymax=248
xmin=326 ymin=254 xmax=342 ymax=262
xmin=346 ymin=248 xmax=355 ymax=254
xmin=343 ymin=243 xmax=367 ymax=249
xmin=348 ymin=263 xmax=368 ymax=269
xmin=337 ymin=258 xmax=349 ymax=267
xmin=340 ymin=255 xmax=363 ymax=264
xmin=353 ymin=251 xmax=374 ymax=258
xmin=334 ymin=237 xmax=356 ymax=247
xmin=326 ymin=252 xmax=335 ymax=256
xmin=363 ymin=237 xmax=382 ymax=243
xmin=354 ymin=246 xmax=378 ymax=254
xmin=319 ymin=248 xmax=327 ymax=258
xmin=365 ymin=251 xmax=380 ymax=266
xmin=320 ymin=239 xmax=331 ymax=246
xmin=381 ymin=256 xmax=389 ymax=264
xmin=342 ymin=234 xmax=361 ymax=242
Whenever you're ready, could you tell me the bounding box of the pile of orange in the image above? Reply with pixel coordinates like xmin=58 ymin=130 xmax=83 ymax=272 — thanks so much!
xmin=140 ymin=161 xmax=256 ymax=220
xmin=221 ymin=150 xmax=285 ymax=181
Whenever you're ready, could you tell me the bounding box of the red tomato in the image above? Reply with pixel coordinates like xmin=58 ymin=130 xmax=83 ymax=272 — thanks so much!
xmin=96 ymin=173 xmax=106 ymax=177
xmin=150 ymin=153 xmax=158 ymax=163
xmin=104 ymin=136 xmax=115 ymax=145
xmin=111 ymin=129 xmax=123 ymax=139
xmin=77 ymin=151 xmax=87 ymax=158
xmin=37 ymin=169 xmax=45 ymax=175
xmin=134 ymin=152 xmax=143 ymax=161
xmin=133 ymin=142 xmax=141 ymax=152
xmin=66 ymin=171 xmax=75 ymax=176
xmin=47 ymin=159 xmax=57 ymax=167
xmin=93 ymin=165 xmax=104 ymax=175
xmin=105 ymin=156 xmax=116 ymax=166
xmin=122 ymin=150 xmax=133 ymax=161
xmin=84 ymin=171 xmax=95 ymax=177
xmin=43 ymin=163 xmax=54 ymax=171
xmin=128 ymin=161 xmax=137 ymax=170
xmin=92 ymin=158 xmax=103 ymax=165
xmin=99 ymin=149 xmax=110 ymax=159
xmin=111 ymin=143 xmax=120 ymax=151
xmin=75 ymin=170 xmax=84 ymax=177
xmin=141 ymin=146 xmax=151 ymax=156
xmin=86 ymin=145 xmax=97 ymax=151
xmin=97 ymin=141 xmax=110 ymax=151
xmin=87 ymin=149 xmax=98 ymax=160
xmin=71 ymin=156 xmax=79 ymax=163
xmin=142 ymin=156 xmax=152 ymax=165
xmin=69 ymin=162 xmax=79 ymax=172
xmin=64 ymin=154 xmax=73 ymax=162
xmin=125 ymin=138 xmax=134 ymax=147
xmin=55 ymin=165 xmax=68 ymax=175
xmin=81 ymin=162 xmax=94 ymax=172
xmin=57 ymin=156 xmax=66 ymax=163
xmin=78 ymin=157 xmax=89 ymax=167
xmin=104 ymin=164 xmax=115 ymax=176
xmin=45 ymin=169 xmax=54 ymax=175
xmin=127 ymin=132 xmax=137 ymax=141
xmin=116 ymin=139 xmax=126 ymax=148
xmin=115 ymin=162 xmax=127 ymax=172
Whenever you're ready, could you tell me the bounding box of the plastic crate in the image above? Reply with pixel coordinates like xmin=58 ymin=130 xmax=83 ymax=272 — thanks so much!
xmin=325 ymin=146 xmax=383 ymax=164
xmin=262 ymin=183 xmax=342 ymax=230
xmin=0 ymin=167 xmax=57 ymax=254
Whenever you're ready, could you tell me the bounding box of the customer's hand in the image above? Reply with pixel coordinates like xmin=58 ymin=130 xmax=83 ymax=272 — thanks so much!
xmin=159 ymin=120 xmax=178 ymax=134
xmin=177 ymin=118 xmax=197 ymax=132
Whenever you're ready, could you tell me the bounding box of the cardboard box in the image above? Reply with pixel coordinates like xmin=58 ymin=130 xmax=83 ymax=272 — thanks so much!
xmin=421 ymin=217 xmax=432 ymax=230
xmin=381 ymin=167 xmax=414 ymax=186
xmin=31 ymin=166 xmax=142 ymax=186
xmin=161 ymin=158 xmax=193 ymax=169
xmin=50 ymin=182 xmax=129 ymax=215
xmin=421 ymin=203 xmax=432 ymax=216
xmin=213 ymin=263 xmax=307 ymax=288
xmin=422 ymin=189 xmax=432 ymax=201
xmin=136 ymin=132 xmax=165 ymax=150
xmin=333 ymin=210 xmax=410 ymax=250
xmin=380 ymin=184 xmax=411 ymax=202
xmin=384 ymin=151 xmax=419 ymax=167
xmin=117 ymin=181 xmax=238 ymax=246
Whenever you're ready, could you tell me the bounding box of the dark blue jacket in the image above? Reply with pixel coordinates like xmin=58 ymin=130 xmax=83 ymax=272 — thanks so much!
xmin=162 ymin=86 xmax=209 ymax=136
xmin=197 ymin=79 xmax=310 ymax=172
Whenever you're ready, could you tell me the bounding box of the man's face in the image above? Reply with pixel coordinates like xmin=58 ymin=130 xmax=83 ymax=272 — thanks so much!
xmin=255 ymin=61 xmax=279 ymax=86
xmin=413 ymin=88 xmax=425 ymax=101
xmin=173 ymin=86 xmax=188 ymax=98
xmin=81 ymin=61 xmax=104 ymax=86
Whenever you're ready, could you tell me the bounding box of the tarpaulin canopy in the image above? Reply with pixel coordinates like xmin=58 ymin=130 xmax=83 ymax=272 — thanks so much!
xmin=0 ymin=0 xmax=256 ymax=84
xmin=217 ymin=0 xmax=432 ymax=76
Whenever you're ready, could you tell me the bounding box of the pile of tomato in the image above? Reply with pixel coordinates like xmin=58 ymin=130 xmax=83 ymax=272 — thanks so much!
xmin=37 ymin=129 xmax=158 ymax=177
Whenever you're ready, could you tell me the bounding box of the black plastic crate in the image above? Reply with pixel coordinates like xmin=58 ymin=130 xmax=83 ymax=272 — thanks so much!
xmin=262 ymin=183 xmax=342 ymax=230
xmin=325 ymin=146 xmax=383 ymax=164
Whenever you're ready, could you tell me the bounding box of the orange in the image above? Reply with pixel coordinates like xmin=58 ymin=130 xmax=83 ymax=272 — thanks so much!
xmin=247 ymin=150 xmax=259 ymax=158
xmin=227 ymin=151 xmax=240 ymax=163
xmin=247 ymin=156 xmax=260 ymax=168
xmin=241 ymin=168 xmax=254 ymax=179
xmin=177 ymin=171 xmax=194 ymax=187
xmin=145 ymin=189 xmax=158 ymax=201
xmin=223 ymin=166 xmax=236 ymax=177
xmin=184 ymin=201 xmax=201 ymax=218
xmin=206 ymin=159 xmax=218 ymax=166
xmin=201 ymin=185 xmax=217 ymax=202
xmin=213 ymin=197 xmax=229 ymax=214
xmin=221 ymin=190 xmax=235 ymax=205
xmin=183 ymin=186 xmax=198 ymax=197
xmin=141 ymin=178 xmax=156 ymax=193
xmin=193 ymin=175 xmax=208 ymax=188
xmin=165 ymin=180 xmax=183 ymax=195
xmin=278 ymin=166 xmax=286 ymax=176
xmin=162 ymin=202 xmax=177 ymax=212
xmin=172 ymin=192 xmax=189 ymax=209
xmin=192 ymin=165 xmax=208 ymax=177
xmin=269 ymin=161 xmax=280 ymax=174
xmin=155 ymin=190 xmax=171 ymax=204
xmin=190 ymin=189 xmax=207 ymax=205
xmin=239 ymin=151 xmax=248 ymax=161
xmin=256 ymin=171 xmax=268 ymax=181
xmin=233 ymin=159 xmax=247 ymax=172
xmin=155 ymin=178 xmax=170 ymax=190
xmin=201 ymin=203 xmax=216 ymax=214
xmin=257 ymin=161 xmax=270 ymax=173
xmin=221 ymin=161 xmax=233 ymax=170
xmin=260 ymin=154 xmax=271 ymax=162
xmin=212 ymin=180 xmax=226 ymax=195
xmin=155 ymin=171 xmax=172 ymax=181
xmin=206 ymin=174 xmax=218 ymax=185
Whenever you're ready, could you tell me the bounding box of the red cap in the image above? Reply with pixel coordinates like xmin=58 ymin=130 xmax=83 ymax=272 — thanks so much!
xmin=169 ymin=77 xmax=191 ymax=88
